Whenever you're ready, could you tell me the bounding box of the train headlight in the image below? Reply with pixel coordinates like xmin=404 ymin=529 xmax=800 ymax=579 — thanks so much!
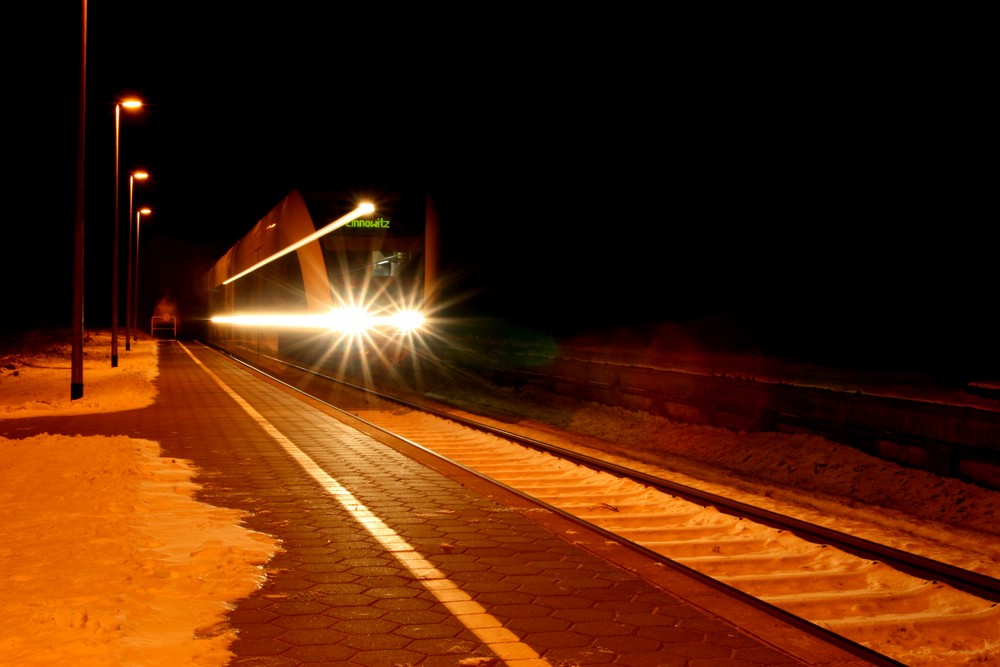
xmin=388 ymin=310 xmax=425 ymax=334
xmin=327 ymin=307 xmax=374 ymax=334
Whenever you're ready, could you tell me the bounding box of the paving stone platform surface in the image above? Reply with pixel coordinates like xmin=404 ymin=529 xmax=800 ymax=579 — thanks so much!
xmin=2 ymin=340 xmax=893 ymax=666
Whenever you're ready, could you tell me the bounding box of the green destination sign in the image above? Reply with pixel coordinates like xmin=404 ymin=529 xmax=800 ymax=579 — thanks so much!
xmin=345 ymin=217 xmax=391 ymax=229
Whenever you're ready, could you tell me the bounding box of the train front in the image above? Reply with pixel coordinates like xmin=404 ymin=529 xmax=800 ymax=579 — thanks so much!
xmin=205 ymin=189 xmax=436 ymax=375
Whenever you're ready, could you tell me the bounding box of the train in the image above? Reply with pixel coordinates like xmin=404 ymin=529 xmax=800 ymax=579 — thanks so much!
xmin=204 ymin=187 xmax=440 ymax=374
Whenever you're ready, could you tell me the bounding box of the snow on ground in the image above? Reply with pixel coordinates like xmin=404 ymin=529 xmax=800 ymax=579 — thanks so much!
xmin=0 ymin=330 xmax=279 ymax=667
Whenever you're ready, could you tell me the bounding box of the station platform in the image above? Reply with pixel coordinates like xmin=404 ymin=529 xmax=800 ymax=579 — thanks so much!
xmin=2 ymin=340 xmax=893 ymax=666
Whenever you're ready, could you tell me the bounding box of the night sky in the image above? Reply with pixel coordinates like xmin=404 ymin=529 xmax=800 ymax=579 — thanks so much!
xmin=5 ymin=5 xmax=993 ymax=379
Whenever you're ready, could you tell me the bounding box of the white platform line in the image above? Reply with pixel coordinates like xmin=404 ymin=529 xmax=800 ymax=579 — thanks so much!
xmin=180 ymin=343 xmax=551 ymax=666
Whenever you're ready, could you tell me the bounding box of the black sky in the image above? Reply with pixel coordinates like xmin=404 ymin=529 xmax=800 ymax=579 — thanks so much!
xmin=5 ymin=5 xmax=994 ymax=378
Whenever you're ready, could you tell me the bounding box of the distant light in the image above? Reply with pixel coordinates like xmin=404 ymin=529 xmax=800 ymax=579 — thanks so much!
xmin=223 ymin=202 xmax=375 ymax=285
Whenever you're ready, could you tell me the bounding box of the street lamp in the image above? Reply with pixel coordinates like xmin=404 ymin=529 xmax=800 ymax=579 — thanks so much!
xmin=125 ymin=170 xmax=148 ymax=351
xmin=132 ymin=208 xmax=152 ymax=343
xmin=111 ymin=97 xmax=143 ymax=367
xmin=71 ymin=0 xmax=86 ymax=399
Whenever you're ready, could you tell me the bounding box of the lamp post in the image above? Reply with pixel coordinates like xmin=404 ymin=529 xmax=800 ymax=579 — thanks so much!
xmin=132 ymin=208 xmax=151 ymax=343
xmin=125 ymin=170 xmax=148 ymax=351
xmin=71 ymin=0 xmax=86 ymax=399
xmin=111 ymin=97 xmax=143 ymax=367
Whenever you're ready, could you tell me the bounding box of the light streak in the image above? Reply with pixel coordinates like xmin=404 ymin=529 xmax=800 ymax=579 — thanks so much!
xmin=210 ymin=308 xmax=425 ymax=334
xmin=223 ymin=202 xmax=375 ymax=285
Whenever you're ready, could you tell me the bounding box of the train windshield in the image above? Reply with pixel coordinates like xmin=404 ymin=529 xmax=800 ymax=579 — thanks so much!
xmin=324 ymin=245 xmax=424 ymax=314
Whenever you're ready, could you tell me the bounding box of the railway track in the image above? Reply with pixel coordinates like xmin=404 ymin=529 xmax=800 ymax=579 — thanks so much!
xmin=217 ymin=348 xmax=1000 ymax=667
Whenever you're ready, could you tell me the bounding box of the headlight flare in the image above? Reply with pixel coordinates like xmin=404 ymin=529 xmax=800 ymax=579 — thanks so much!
xmin=381 ymin=309 xmax=425 ymax=335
